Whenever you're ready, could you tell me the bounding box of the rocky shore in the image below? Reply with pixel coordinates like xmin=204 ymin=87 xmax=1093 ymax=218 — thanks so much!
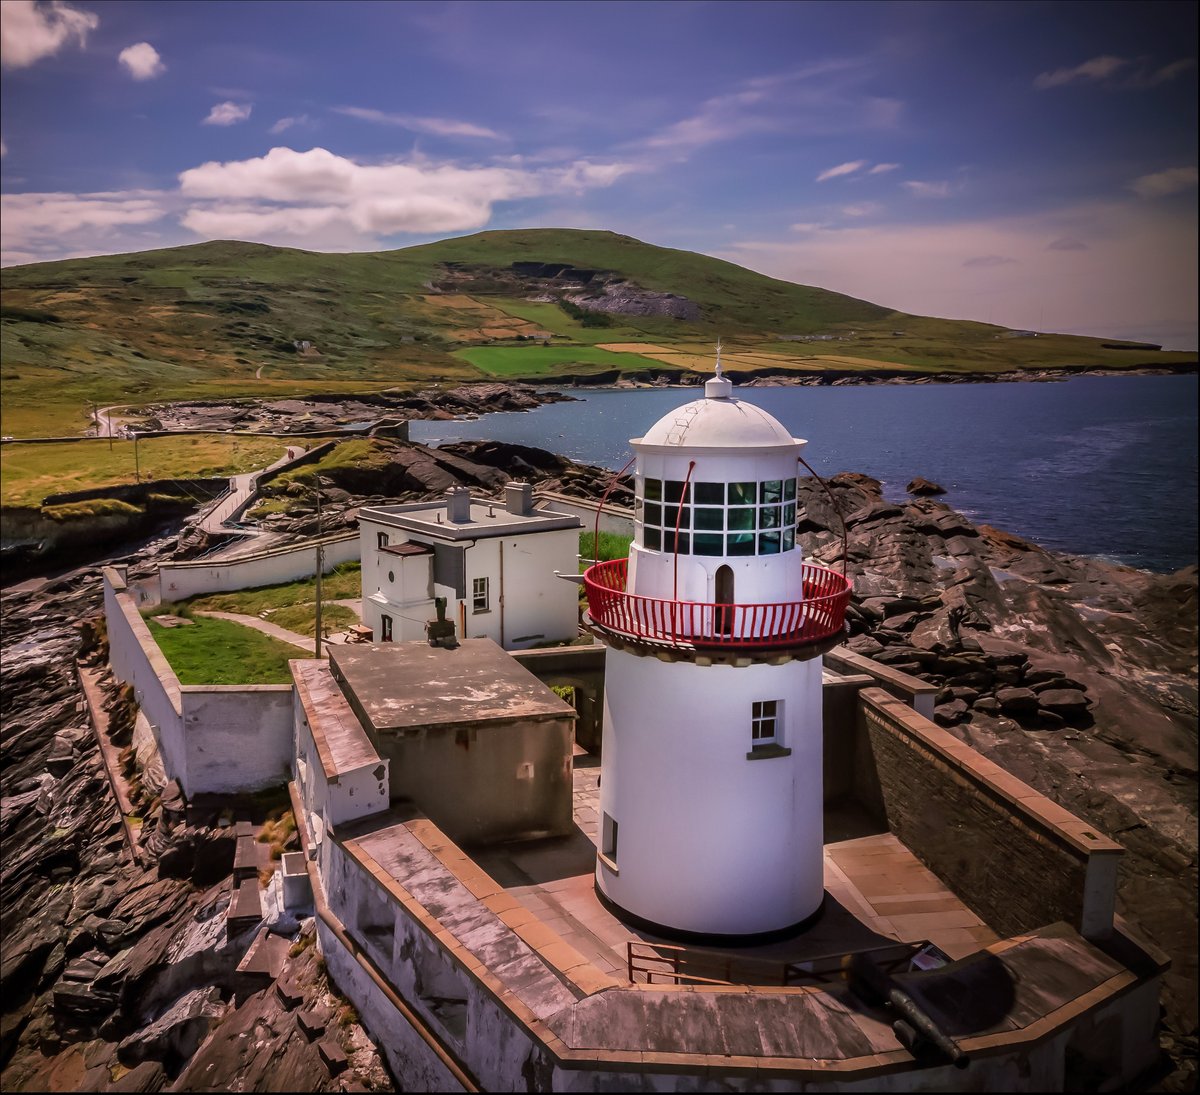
xmin=1 ymin=441 xmax=1195 ymax=1091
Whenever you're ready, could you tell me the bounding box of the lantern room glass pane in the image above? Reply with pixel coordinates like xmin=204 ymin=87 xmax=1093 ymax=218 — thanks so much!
xmin=694 ymin=482 xmax=724 ymax=505
xmin=784 ymin=478 xmax=797 ymax=501
xmin=784 ymin=503 xmax=796 ymax=525
xmin=760 ymin=480 xmax=783 ymax=504
xmin=783 ymin=528 xmax=796 ymax=552
xmin=728 ymin=507 xmax=755 ymax=531
xmin=663 ymin=531 xmax=690 ymax=554
xmin=664 ymin=480 xmax=690 ymax=503
xmin=758 ymin=532 xmax=782 ymax=555
xmin=694 ymin=533 xmax=723 ymax=556
xmin=644 ymin=528 xmax=661 ymax=550
xmin=760 ymin=506 xmax=781 ymax=529
xmin=728 ymin=482 xmax=756 ymax=505
xmin=694 ymin=507 xmax=724 ymax=531
xmin=644 ymin=502 xmax=661 ymax=527
xmin=728 ymin=532 xmax=755 ymax=556
xmin=644 ymin=478 xmax=662 ymax=501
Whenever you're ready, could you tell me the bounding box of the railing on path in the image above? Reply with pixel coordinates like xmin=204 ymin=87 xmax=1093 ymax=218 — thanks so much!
xmin=584 ymin=558 xmax=851 ymax=651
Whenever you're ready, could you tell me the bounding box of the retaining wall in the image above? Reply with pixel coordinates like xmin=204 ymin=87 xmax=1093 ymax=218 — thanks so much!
xmin=103 ymin=567 xmax=293 ymax=796
xmin=159 ymin=532 xmax=359 ymax=601
xmin=857 ymin=687 xmax=1122 ymax=940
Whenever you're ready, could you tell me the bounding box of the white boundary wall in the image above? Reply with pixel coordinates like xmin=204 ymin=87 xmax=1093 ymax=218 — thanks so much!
xmin=159 ymin=533 xmax=359 ymax=602
xmin=103 ymin=567 xmax=293 ymax=796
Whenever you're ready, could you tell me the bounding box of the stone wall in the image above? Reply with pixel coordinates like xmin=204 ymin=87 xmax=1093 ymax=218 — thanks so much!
xmin=857 ymin=687 xmax=1122 ymax=940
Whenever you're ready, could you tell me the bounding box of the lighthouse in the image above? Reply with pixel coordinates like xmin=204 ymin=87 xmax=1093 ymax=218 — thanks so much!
xmin=583 ymin=355 xmax=852 ymax=939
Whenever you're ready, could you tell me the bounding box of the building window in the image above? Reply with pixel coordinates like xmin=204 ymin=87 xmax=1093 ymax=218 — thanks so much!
xmin=472 ymin=576 xmax=490 ymax=613
xmin=377 ymin=531 xmax=389 ymax=549
xmin=636 ymin=477 xmax=801 ymax=556
xmin=602 ymin=813 xmax=618 ymax=864
xmin=387 ymin=570 xmax=395 ymax=584
xmin=381 ymin=615 xmax=393 ymax=642
xmin=751 ymin=700 xmax=780 ymax=746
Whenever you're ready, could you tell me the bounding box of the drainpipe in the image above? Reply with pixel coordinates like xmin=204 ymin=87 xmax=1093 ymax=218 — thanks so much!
xmin=499 ymin=540 xmax=506 ymax=648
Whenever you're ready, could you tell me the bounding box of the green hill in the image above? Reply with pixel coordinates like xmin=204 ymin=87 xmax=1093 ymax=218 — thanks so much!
xmin=1 ymin=229 xmax=1191 ymax=436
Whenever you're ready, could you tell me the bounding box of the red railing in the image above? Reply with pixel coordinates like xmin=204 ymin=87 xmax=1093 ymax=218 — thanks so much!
xmin=583 ymin=558 xmax=851 ymax=651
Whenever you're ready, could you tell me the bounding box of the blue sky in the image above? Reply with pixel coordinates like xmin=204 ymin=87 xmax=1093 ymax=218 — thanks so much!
xmin=2 ymin=0 xmax=1196 ymax=347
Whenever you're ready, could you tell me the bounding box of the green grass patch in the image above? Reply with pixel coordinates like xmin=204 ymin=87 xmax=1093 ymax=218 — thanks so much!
xmin=579 ymin=530 xmax=632 ymax=563
xmin=453 ymin=344 xmax=665 ymax=377
xmin=1 ymin=434 xmax=288 ymax=507
xmin=41 ymin=497 xmax=143 ymax=522
xmin=147 ymin=615 xmax=299 ymax=684
xmin=268 ymin=602 xmax=357 ymax=638
xmin=185 ymin=562 xmax=362 ymax=617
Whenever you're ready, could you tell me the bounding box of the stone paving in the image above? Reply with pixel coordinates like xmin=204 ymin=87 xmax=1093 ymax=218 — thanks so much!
xmin=472 ymin=753 xmax=998 ymax=985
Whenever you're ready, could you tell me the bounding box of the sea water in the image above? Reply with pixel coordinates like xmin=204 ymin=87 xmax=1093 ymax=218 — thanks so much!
xmin=411 ymin=374 xmax=1198 ymax=573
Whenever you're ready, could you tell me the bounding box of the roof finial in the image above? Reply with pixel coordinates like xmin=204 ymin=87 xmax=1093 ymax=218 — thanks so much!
xmin=704 ymin=338 xmax=733 ymax=400
xmin=715 ymin=338 xmax=723 ymax=378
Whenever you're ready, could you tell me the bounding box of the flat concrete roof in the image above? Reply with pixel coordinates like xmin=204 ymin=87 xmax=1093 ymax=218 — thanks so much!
xmin=328 ymin=638 xmax=577 ymax=734
xmin=360 ymin=498 xmax=581 ymax=541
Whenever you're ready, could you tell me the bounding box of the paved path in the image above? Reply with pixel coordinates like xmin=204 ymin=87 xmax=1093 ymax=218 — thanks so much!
xmin=198 ymin=446 xmax=304 ymax=536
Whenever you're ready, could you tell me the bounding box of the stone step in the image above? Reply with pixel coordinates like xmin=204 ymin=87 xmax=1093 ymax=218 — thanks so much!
xmin=226 ymin=878 xmax=263 ymax=933
xmin=232 ymin=834 xmax=263 ymax=881
xmin=317 ymin=1038 xmax=347 ymax=1076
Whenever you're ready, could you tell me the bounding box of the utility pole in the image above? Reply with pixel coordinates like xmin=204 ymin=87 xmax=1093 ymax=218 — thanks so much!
xmin=132 ymin=431 xmax=140 ymax=484
xmin=314 ymin=473 xmax=324 ymax=657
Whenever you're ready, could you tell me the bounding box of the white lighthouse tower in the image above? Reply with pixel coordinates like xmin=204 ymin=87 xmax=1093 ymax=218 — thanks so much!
xmin=584 ymin=354 xmax=851 ymax=939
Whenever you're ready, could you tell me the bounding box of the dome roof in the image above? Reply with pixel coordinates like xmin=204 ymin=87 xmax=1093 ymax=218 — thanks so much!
xmin=635 ymin=390 xmax=800 ymax=451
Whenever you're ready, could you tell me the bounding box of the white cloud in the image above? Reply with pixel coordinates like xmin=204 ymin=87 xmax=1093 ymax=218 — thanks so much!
xmin=635 ymin=61 xmax=902 ymax=159
xmin=841 ymin=202 xmax=881 ymax=218
xmin=1 ymin=189 xmax=170 ymax=262
xmin=1146 ymin=58 xmax=1196 ymax=85
xmin=868 ymin=162 xmax=900 ymax=175
xmin=1129 ymin=166 xmax=1198 ymax=199
xmin=333 ymin=106 xmax=502 ymax=140
xmin=177 ymin=145 xmax=635 ymax=238
xmin=1034 ymin=55 xmax=1127 ymax=90
xmin=903 ymin=179 xmax=954 ymax=198
xmin=1 ymin=0 xmax=96 ymax=68
xmin=0 ymin=137 xmax=6 ymax=158
xmin=203 ymin=101 xmax=252 ymax=127
xmin=117 ymin=41 xmax=164 ymax=80
xmin=269 ymin=114 xmax=311 ymax=135
xmin=790 ymin=222 xmax=826 ymax=233
xmin=720 ymin=200 xmax=1198 ymax=349
xmin=816 ymin=160 xmax=866 ymax=183
xmin=962 ymin=254 xmax=1017 ymax=268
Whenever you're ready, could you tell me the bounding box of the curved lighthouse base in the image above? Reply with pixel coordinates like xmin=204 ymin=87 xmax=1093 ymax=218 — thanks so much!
xmin=595 ymin=648 xmax=826 ymax=938
xmin=595 ymin=883 xmax=827 ymax=947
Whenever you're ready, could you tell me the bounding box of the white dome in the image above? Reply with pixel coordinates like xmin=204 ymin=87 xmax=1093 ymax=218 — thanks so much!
xmin=635 ymin=393 xmax=800 ymax=451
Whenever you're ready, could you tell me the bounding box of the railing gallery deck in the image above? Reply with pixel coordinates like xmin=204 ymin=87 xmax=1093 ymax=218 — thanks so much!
xmin=583 ymin=558 xmax=851 ymax=652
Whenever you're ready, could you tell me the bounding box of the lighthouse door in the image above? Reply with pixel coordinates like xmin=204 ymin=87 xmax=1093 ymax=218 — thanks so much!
xmin=715 ymin=565 xmax=735 ymax=636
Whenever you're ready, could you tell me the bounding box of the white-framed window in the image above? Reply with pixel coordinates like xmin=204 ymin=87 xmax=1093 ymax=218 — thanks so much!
xmin=472 ymin=576 xmax=490 ymax=613
xmin=377 ymin=531 xmax=389 ymax=549
xmin=381 ymin=614 xmax=393 ymax=642
xmin=751 ymin=699 xmax=780 ymax=746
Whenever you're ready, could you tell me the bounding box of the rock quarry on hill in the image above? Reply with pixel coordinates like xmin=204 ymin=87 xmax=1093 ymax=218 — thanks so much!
xmin=1 ymin=438 xmax=1195 ymax=1092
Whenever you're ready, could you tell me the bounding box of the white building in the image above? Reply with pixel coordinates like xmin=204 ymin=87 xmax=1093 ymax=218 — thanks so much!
xmin=585 ymin=363 xmax=852 ymax=939
xmin=357 ymin=482 xmax=583 ymax=650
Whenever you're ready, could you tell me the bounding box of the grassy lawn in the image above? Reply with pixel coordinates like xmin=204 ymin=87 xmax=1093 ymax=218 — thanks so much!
xmin=147 ymin=614 xmax=300 ymax=684
xmin=453 ymin=344 xmax=668 ymax=377
xmin=267 ymin=602 xmax=358 ymax=638
xmin=0 ymin=434 xmax=289 ymax=508
xmin=185 ymin=562 xmax=362 ymax=617
xmin=580 ymin=530 xmax=633 ymax=563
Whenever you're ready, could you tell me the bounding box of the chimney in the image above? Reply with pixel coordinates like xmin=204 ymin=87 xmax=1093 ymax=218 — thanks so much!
xmin=505 ymin=481 xmax=534 ymax=516
xmin=446 ymin=487 xmax=472 ymax=523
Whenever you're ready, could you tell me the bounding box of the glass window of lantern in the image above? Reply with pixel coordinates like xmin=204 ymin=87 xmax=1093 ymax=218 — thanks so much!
xmin=664 ymin=480 xmax=690 ymax=503
xmin=784 ymin=478 xmax=797 ymax=501
xmin=694 ymin=507 xmax=724 ymax=531
xmin=728 ymin=532 xmax=755 ymax=555
xmin=644 ymin=478 xmax=663 ymax=501
xmin=729 ymin=482 xmax=756 ymax=505
xmin=644 ymin=527 xmax=661 ymax=550
xmin=760 ymin=480 xmax=783 ymax=504
xmin=694 ymin=482 xmax=724 ymax=505
xmin=758 ymin=532 xmax=782 ymax=555
xmin=694 ymin=533 xmax=723 ymax=556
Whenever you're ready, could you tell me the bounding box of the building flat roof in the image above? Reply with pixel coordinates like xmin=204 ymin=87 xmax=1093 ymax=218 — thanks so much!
xmin=328 ymin=638 xmax=577 ymax=734
xmin=360 ymin=498 xmax=581 ymax=541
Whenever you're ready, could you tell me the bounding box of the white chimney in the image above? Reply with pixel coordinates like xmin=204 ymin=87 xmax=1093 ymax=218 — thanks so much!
xmin=505 ymin=481 xmax=534 ymax=516
xmin=446 ymin=487 xmax=472 ymax=523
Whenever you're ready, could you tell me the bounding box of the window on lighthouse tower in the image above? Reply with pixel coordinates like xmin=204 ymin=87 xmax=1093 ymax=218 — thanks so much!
xmin=751 ymin=700 xmax=781 ymax=746
xmin=637 ymin=477 xmax=799 ymax=555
